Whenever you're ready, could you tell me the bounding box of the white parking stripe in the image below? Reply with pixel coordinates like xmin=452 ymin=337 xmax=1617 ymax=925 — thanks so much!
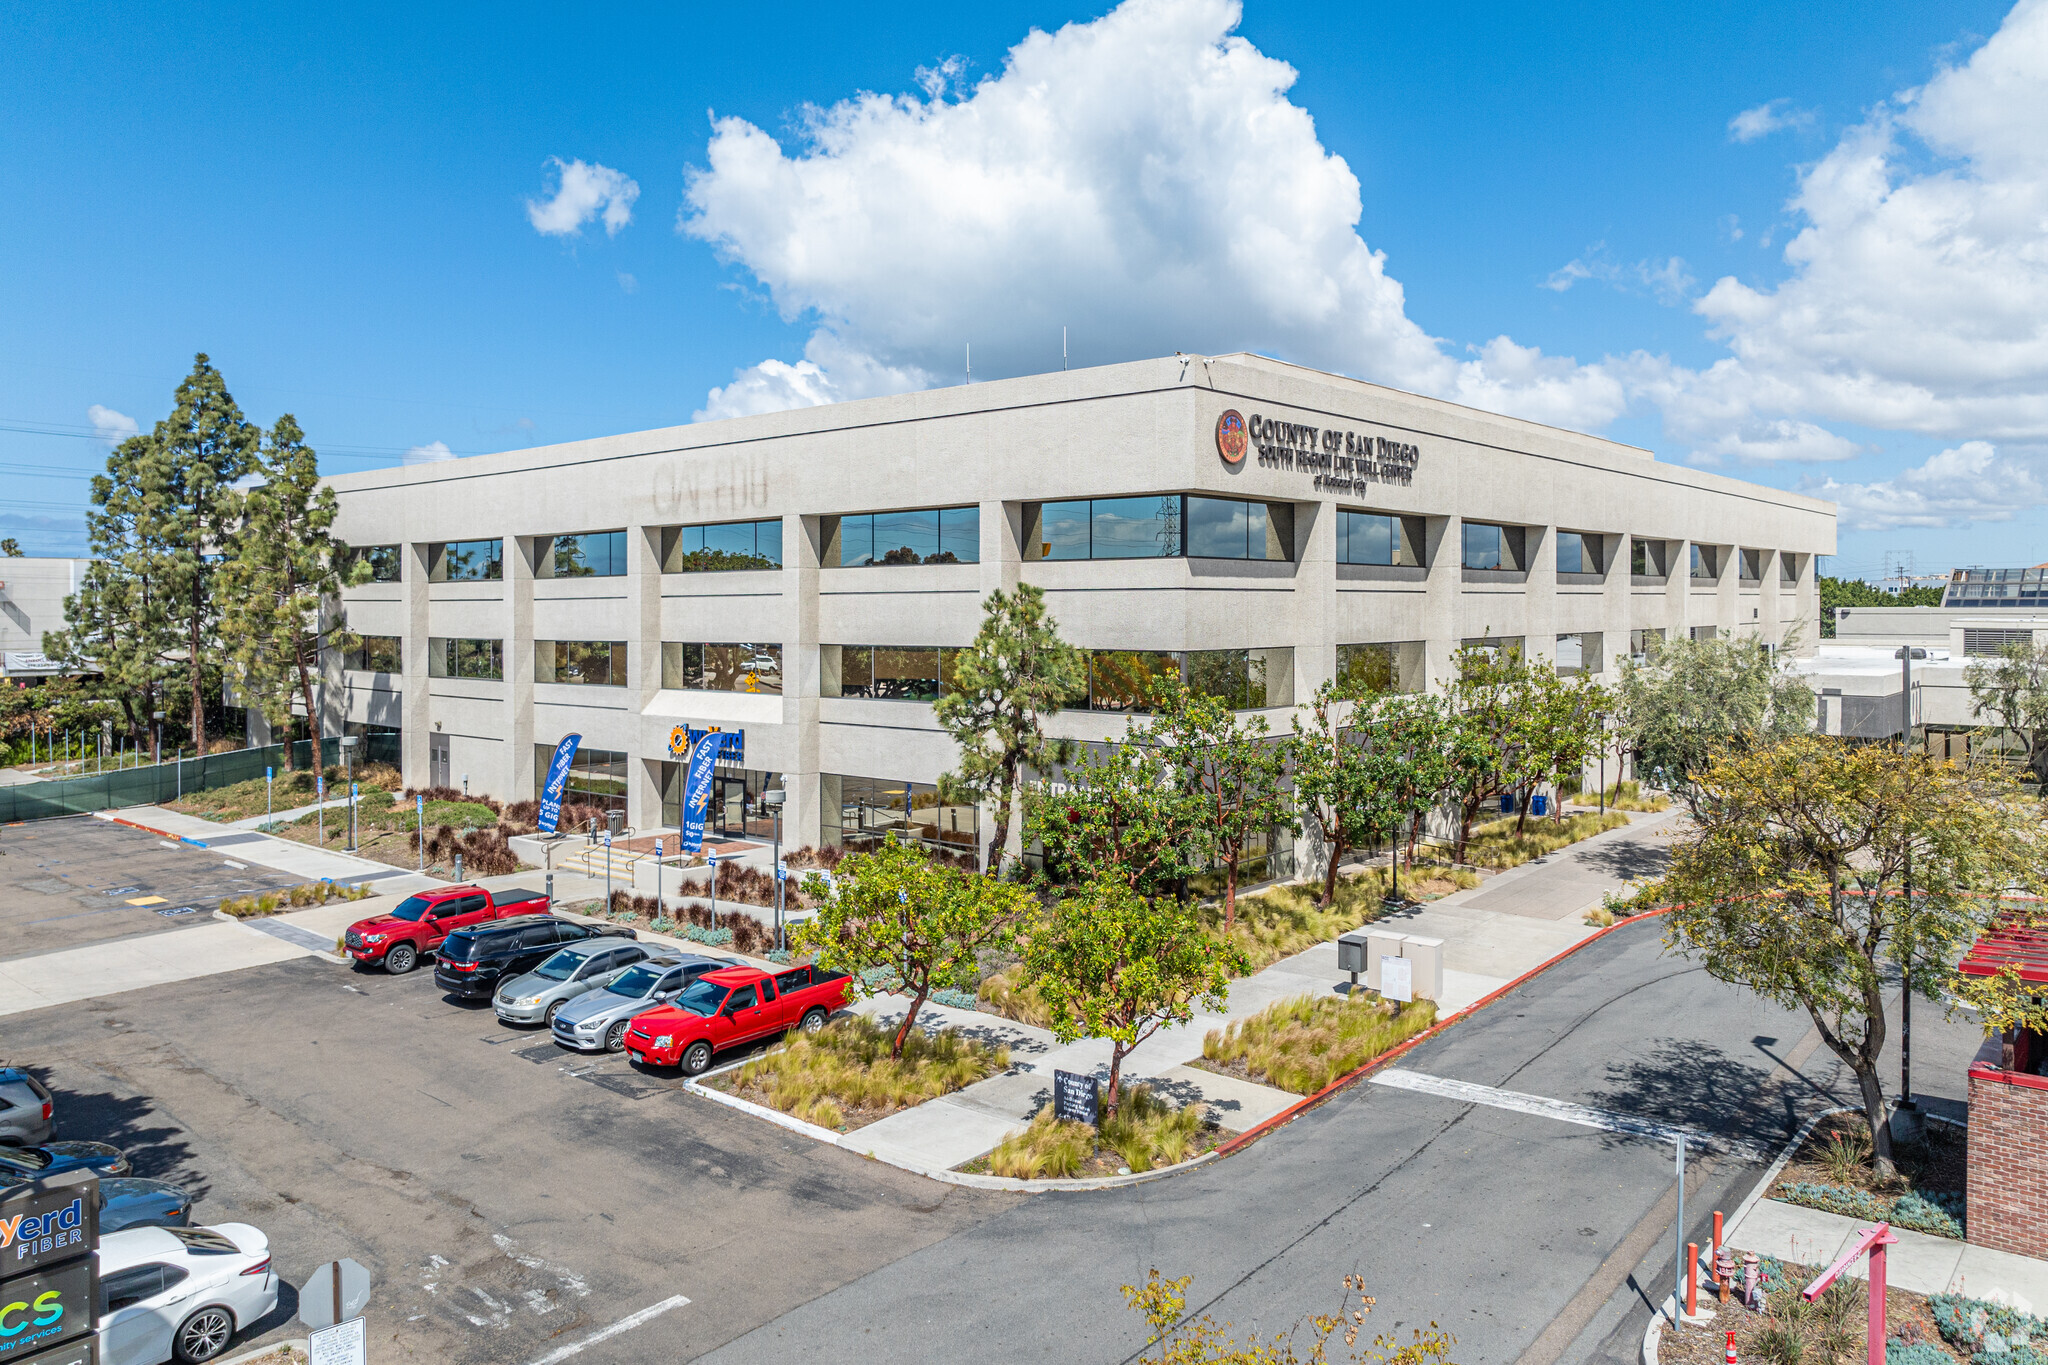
xmin=221 ymin=860 xmax=247 ymax=869
xmin=1370 ymin=1069 xmax=1767 ymax=1160
xmin=520 ymin=1295 xmax=691 ymax=1365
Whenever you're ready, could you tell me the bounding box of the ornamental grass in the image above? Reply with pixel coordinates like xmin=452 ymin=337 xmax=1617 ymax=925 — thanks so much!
xmin=1461 ymin=811 xmax=1629 ymax=870
xmin=981 ymin=1112 xmax=1098 ymax=1179
xmin=726 ymin=1016 xmax=1007 ymax=1130
xmin=980 ymin=1085 xmax=1204 ymax=1178
xmin=1203 ymin=993 xmax=1438 ymax=1095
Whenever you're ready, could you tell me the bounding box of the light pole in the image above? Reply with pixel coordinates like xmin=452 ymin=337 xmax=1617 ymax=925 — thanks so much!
xmin=1894 ymin=646 xmax=1926 ymax=1119
xmin=340 ymin=735 xmax=359 ymax=852
xmin=764 ymin=786 xmax=787 ymax=952
xmin=151 ymin=710 xmax=164 ymax=767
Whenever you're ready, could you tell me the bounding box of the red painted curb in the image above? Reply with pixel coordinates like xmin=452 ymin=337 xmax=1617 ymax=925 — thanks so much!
xmin=109 ymin=815 xmax=180 ymax=841
xmin=1211 ymin=905 xmax=1673 ymax=1158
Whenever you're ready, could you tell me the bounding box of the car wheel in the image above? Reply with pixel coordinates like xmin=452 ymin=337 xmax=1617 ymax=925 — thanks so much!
xmin=543 ymin=1000 xmax=562 ymax=1026
xmin=604 ymin=1021 xmax=629 ymax=1053
xmin=173 ymin=1305 xmax=236 ymax=1362
xmin=801 ymin=1008 xmax=828 ymax=1035
xmin=385 ymin=943 xmax=417 ymax=975
xmin=681 ymin=1041 xmax=713 ymax=1076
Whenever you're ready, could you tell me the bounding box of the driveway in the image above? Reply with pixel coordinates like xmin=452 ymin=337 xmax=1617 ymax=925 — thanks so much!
xmin=702 ymin=918 xmax=1854 ymax=1365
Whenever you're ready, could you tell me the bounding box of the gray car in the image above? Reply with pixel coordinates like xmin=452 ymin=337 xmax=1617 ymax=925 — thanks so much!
xmin=553 ymin=954 xmax=735 ymax=1053
xmin=494 ymin=937 xmax=650 ymax=1026
xmin=0 ymin=1068 xmax=54 ymax=1146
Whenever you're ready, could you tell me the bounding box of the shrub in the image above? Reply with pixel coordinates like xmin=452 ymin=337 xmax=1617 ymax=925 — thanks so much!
xmin=1204 ymin=993 xmax=1438 ymax=1094
xmin=1775 ymin=1182 xmax=1964 ymax=1238
xmin=978 ymin=967 xmax=1056 ymax=1028
xmin=727 ymin=1016 xmax=1007 ymax=1124
xmin=983 ymin=1112 xmax=1095 ymax=1179
xmin=931 ymin=988 xmax=978 ymax=1009
xmin=1886 ymin=1344 xmax=1955 ymax=1365
xmin=1098 ymin=1086 xmax=1205 ymax=1172
xmin=1818 ymin=1126 xmax=1873 ymax=1185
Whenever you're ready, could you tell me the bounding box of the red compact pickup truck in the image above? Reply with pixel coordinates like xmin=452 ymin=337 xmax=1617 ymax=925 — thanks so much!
xmin=624 ymin=964 xmax=852 ymax=1074
xmin=343 ymin=885 xmax=550 ymax=974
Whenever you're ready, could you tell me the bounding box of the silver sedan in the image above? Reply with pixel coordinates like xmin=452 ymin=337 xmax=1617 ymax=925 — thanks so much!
xmin=552 ymin=955 xmax=733 ymax=1053
xmin=494 ymin=937 xmax=649 ymax=1026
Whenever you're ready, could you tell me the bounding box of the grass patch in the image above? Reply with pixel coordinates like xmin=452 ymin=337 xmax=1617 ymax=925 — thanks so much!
xmin=1201 ymin=993 xmax=1438 ymax=1094
xmin=1585 ymin=780 xmax=1669 ymax=813
xmin=167 ymin=763 xmax=402 ymax=822
xmin=971 ymin=1085 xmax=1224 ymax=1179
xmin=1461 ymin=811 xmax=1629 ymax=870
xmin=711 ymin=1016 xmax=1008 ymax=1131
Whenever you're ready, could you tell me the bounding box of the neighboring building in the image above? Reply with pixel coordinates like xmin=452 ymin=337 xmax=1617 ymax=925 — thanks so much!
xmin=322 ymin=353 xmax=1836 ymax=860
xmin=1943 ymin=565 xmax=2048 ymax=609
xmin=0 ymin=558 xmax=91 ymax=680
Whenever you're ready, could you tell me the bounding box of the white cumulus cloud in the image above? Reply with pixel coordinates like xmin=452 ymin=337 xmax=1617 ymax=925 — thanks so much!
xmin=679 ymin=0 xmax=1617 ymax=429
xmin=1805 ymin=441 xmax=2048 ymax=530
xmin=527 ymin=157 xmax=640 ymax=237
xmin=1728 ymin=99 xmax=1816 ymax=143
xmin=88 ymin=404 xmax=137 ymax=444
xmin=403 ymin=440 xmax=455 ymax=465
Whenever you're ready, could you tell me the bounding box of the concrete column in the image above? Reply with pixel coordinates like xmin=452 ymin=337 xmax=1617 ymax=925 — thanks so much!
xmin=1717 ymin=543 xmax=1740 ymax=638
xmin=1600 ymin=533 xmax=1629 ymax=676
xmin=789 ymin=513 xmax=822 ymax=850
xmin=508 ymin=533 xmax=536 ymax=805
xmin=1297 ymin=499 xmax=1338 ymax=701
xmin=628 ymin=525 xmax=662 ymax=831
xmin=1525 ymin=524 xmax=1557 ymax=667
xmin=980 ymin=500 xmax=1022 ymax=871
xmin=402 ymin=543 xmax=430 ymax=788
xmin=1666 ymin=539 xmax=1690 ymax=642
xmin=1759 ymin=548 xmax=1783 ymax=651
xmin=1421 ymin=516 xmax=1459 ymax=695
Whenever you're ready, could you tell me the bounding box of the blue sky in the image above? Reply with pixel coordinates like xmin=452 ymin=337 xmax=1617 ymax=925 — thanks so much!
xmin=5 ymin=0 xmax=2041 ymax=581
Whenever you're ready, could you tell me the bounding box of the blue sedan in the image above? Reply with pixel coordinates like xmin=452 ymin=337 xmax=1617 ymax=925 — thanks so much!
xmin=98 ymin=1177 xmax=192 ymax=1232
xmin=0 ymin=1139 xmax=130 ymax=1183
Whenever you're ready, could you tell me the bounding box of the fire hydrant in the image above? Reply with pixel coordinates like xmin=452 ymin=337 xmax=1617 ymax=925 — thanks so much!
xmin=1742 ymin=1251 xmax=1762 ymax=1311
xmin=1715 ymin=1245 xmax=1737 ymax=1303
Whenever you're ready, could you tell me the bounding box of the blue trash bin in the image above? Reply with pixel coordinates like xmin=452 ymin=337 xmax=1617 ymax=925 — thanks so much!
xmin=1500 ymin=792 xmax=1516 ymax=815
xmin=1533 ymin=793 xmax=1549 ymax=817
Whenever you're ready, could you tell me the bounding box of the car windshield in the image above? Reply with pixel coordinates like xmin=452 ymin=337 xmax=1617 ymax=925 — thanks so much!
xmin=670 ymin=979 xmax=730 ymax=1017
xmin=533 ymin=950 xmax=580 ymax=982
xmin=388 ymin=896 xmax=434 ymax=922
xmin=0 ymin=1146 xmax=52 ymax=1175
xmin=606 ymin=965 xmax=664 ymax=998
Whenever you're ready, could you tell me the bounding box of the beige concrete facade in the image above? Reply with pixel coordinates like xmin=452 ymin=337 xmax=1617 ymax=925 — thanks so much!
xmin=0 ymin=557 xmax=91 ymax=677
xmin=323 ymin=353 xmax=1836 ymax=854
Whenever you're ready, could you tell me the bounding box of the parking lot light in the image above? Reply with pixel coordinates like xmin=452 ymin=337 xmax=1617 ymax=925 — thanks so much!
xmin=764 ymin=787 xmax=787 ymax=952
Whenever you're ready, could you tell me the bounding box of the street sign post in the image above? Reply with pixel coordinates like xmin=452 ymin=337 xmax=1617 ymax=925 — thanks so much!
xmin=1053 ymin=1069 xmax=1100 ymax=1126
xmin=300 ymin=1257 xmax=372 ymax=1331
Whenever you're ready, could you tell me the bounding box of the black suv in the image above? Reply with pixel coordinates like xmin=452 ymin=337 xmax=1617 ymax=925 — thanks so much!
xmin=433 ymin=916 xmax=639 ymax=1000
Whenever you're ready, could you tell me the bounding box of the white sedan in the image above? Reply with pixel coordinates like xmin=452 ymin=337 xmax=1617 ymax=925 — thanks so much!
xmin=97 ymin=1223 xmax=277 ymax=1364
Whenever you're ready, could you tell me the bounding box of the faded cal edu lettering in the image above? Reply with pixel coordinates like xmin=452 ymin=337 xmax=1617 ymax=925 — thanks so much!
xmin=0 ymin=1197 xmax=86 ymax=1264
xmin=1247 ymin=412 xmax=1420 ymax=490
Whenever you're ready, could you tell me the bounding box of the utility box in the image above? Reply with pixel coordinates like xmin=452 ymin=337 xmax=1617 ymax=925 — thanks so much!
xmin=1337 ymin=929 xmax=1372 ymax=988
xmin=1400 ymin=935 xmax=1445 ymax=1003
xmin=607 ymin=810 xmax=626 ymax=838
xmin=1366 ymin=932 xmax=1409 ymax=992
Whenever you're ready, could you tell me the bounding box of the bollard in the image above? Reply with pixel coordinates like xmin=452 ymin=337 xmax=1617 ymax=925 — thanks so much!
xmin=454 ymin=852 xmax=463 ymax=883
xmin=1687 ymin=1243 xmax=1699 ymax=1317
xmin=546 ymin=872 xmax=554 ymax=909
xmin=1713 ymin=1210 xmax=1724 ymax=1267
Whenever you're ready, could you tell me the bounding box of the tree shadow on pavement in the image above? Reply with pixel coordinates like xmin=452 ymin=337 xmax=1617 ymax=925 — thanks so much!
xmin=31 ymin=1065 xmax=211 ymax=1201
xmin=1583 ymin=1038 xmax=1850 ymax=1158
xmin=1570 ymin=837 xmax=1672 ymax=881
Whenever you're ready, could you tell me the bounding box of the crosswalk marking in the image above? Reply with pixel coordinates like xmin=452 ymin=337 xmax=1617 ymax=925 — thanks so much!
xmin=1370 ymin=1069 xmax=1766 ymax=1161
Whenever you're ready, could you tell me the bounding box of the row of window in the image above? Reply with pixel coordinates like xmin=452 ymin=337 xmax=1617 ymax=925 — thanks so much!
xmin=365 ymin=512 xmax=1811 ymax=585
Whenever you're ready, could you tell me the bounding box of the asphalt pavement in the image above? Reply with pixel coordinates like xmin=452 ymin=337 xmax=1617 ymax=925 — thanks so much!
xmin=700 ymin=918 xmax=1862 ymax=1365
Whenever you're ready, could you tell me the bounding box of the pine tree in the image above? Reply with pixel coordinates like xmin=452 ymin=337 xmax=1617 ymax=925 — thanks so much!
xmin=155 ymin=355 xmax=261 ymax=754
xmin=44 ymin=431 xmax=185 ymax=754
xmin=220 ymin=415 xmax=365 ymax=770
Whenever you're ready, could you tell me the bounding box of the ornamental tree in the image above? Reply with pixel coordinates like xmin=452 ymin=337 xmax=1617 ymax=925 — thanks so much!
xmin=1612 ymin=631 xmax=1811 ymax=799
xmin=1023 ymin=876 xmax=1246 ymax=1116
xmin=1660 ymin=736 xmax=2047 ymax=1175
xmin=1358 ymin=691 xmax=1458 ymax=890
xmin=793 ymin=835 xmax=1034 ymax=1056
xmin=1027 ymin=726 xmax=1210 ymax=896
xmin=934 ymin=584 xmax=1088 ymax=877
xmin=1135 ymin=679 xmax=1291 ymax=928
xmin=1965 ymin=641 xmax=2048 ymax=783
xmin=1284 ymin=679 xmax=1394 ymax=908
xmin=219 ymin=415 xmax=370 ymax=769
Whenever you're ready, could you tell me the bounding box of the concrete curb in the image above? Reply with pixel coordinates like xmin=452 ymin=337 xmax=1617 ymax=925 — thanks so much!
xmin=680 ymin=1067 xmax=1225 ymax=1193
xmin=1640 ymin=1104 xmax=1860 ymax=1365
xmin=220 ymin=1338 xmax=309 ymax=1364
xmin=1213 ymin=905 xmax=1675 ymax=1159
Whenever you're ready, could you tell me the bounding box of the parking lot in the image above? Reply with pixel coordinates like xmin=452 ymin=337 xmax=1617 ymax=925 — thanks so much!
xmin=4 ymin=944 xmax=1014 ymax=1362
xmin=0 ymin=815 xmax=305 ymax=957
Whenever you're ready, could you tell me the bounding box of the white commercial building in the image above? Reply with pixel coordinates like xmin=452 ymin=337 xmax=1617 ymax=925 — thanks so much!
xmin=323 ymin=354 xmax=1835 ymax=859
xmin=0 ymin=558 xmax=91 ymax=679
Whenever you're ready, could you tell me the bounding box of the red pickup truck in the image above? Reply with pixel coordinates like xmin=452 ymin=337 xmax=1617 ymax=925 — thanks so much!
xmin=342 ymin=885 xmax=550 ymax=974
xmin=624 ymin=964 xmax=852 ymax=1074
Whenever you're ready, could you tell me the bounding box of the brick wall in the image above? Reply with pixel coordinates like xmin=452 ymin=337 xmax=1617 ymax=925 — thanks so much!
xmin=1968 ymin=1065 xmax=2048 ymax=1257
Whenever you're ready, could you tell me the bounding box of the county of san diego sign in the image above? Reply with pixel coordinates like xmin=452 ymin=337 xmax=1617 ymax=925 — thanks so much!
xmin=1218 ymin=409 xmax=1421 ymax=492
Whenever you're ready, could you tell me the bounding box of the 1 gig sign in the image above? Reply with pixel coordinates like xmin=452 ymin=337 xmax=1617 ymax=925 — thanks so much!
xmin=1237 ymin=411 xmax=1420 ymax=490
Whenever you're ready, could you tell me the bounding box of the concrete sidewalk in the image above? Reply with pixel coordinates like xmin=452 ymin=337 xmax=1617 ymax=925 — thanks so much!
xmin=1728 ymin=1196 xmax=2048 ymax=1308
xmin=97 ymin=806 xmax=440 ymax=894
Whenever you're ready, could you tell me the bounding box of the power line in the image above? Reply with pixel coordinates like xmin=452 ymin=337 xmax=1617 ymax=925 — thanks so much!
xmin=0 ymin=418 xmax=485 ymax=461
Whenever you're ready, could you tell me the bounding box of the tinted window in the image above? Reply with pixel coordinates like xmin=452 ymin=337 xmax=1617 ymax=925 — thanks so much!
xmin=103 ymin=1264 xmax=167 ymax=1312
xmin=726 ymin=986 xmax=758 ymax=1011
xmin=773 ymin=967 xmax=812 ymax=994
xmin=519 ymin=924 xmax=559 ymax=949
xmin=389 ymin=896 xmax=433 ymax=922
xmin=438 ymin=934 xmax=481 ymax=962
xmin=1557 ymin=531 xmax=1585 ymax=574
xmin=1462 ymin=523 xmax=1502 ymax=570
